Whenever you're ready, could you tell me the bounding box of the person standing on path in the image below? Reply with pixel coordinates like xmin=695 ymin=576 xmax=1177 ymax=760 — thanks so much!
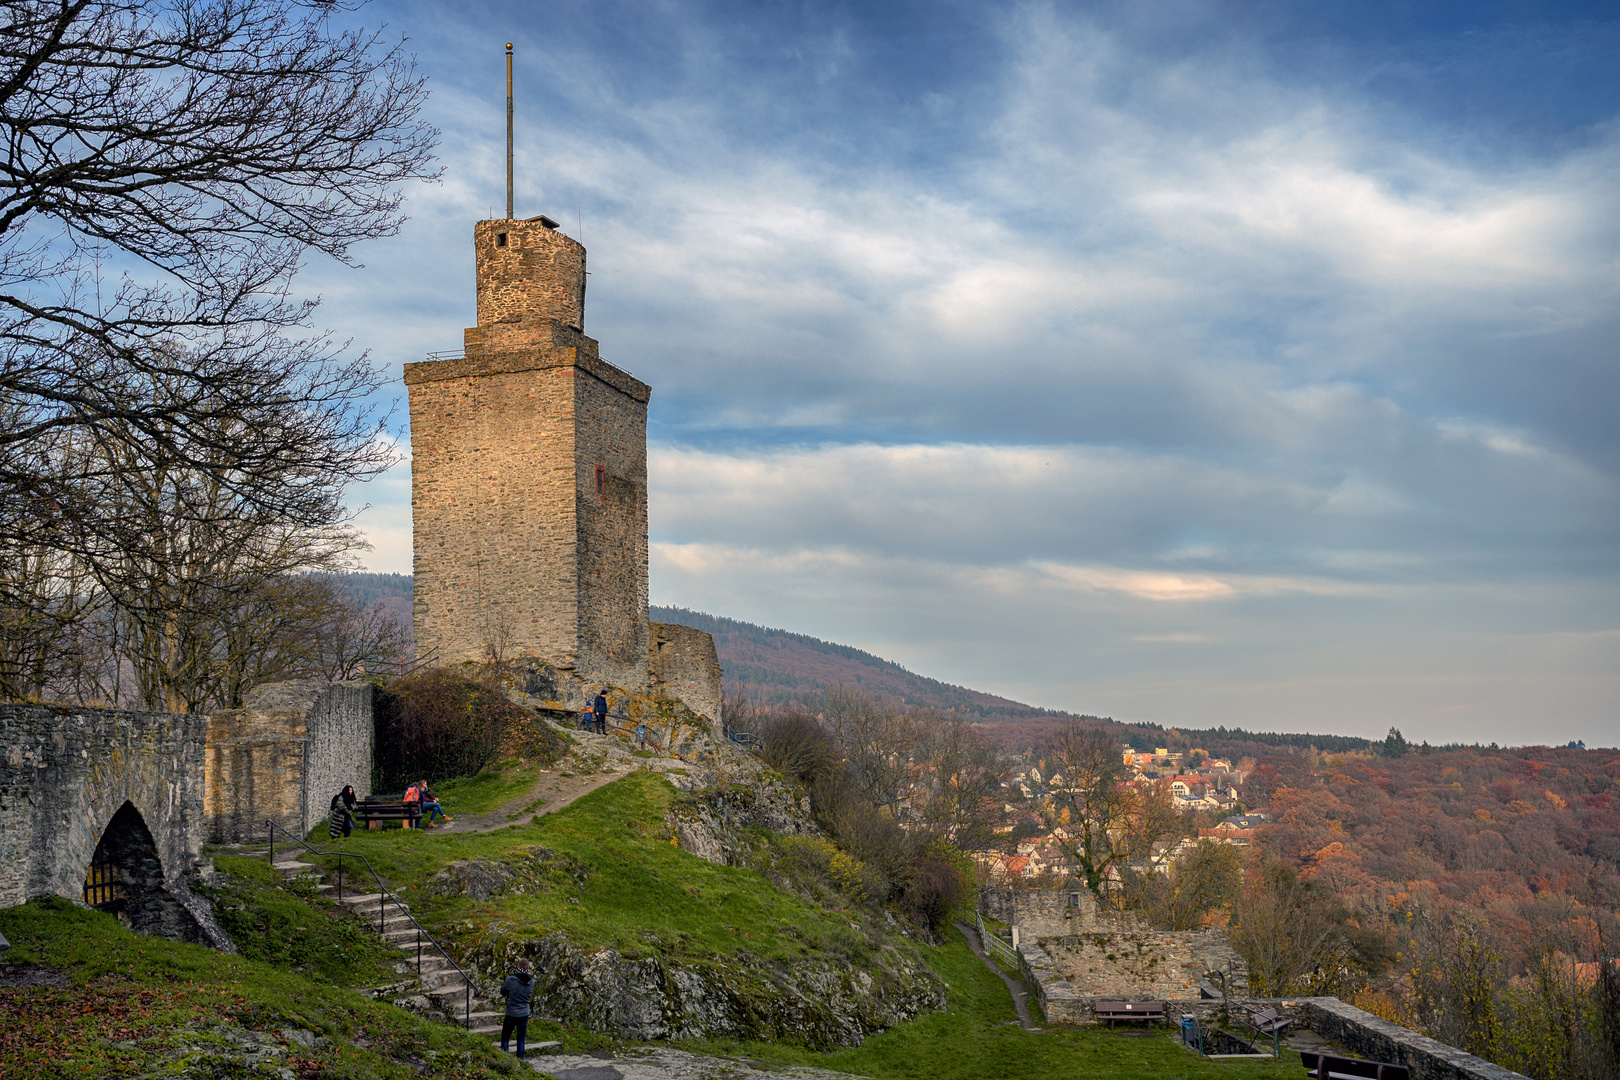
xmin=593 ymin=689 xmax=609 ymax=735
xmin=499 ymin=958 xmax=535 ymax=1059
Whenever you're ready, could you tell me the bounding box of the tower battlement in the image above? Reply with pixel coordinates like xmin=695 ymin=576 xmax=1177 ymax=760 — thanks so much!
xmin=470 ymin=217 xmax=587 ymax=349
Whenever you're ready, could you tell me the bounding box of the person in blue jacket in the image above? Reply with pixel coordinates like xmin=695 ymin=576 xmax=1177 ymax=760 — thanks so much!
xmin=499 ymin=957 xmax=534 ymax=1058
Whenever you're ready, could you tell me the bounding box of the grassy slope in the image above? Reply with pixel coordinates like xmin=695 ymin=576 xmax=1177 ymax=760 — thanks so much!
xmin=0 ymin=899 xmax=523 ymax=1080
xmin=682 ymin=928 xmax=1297 ymax=1080
xmin=2 ymin=769 xmax=1298 ymax=1079
xmin=428 ymin=761 xmax=544 ymax=815
xmin=309 ymin=771 xmax=889 ymax=967
xmin=306 ymin=770 xmax=1298 ymax=1078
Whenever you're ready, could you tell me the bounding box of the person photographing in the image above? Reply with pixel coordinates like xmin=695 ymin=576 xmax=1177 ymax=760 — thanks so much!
xmin=499 ymin=958 xmax=535 ymax=1059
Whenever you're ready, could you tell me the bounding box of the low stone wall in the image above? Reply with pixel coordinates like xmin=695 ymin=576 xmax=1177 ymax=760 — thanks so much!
xmin=648 ymin=622 xmax=723 ymax=729
xmin=1304 ymin=998 xmax=1530 ymax=1080
xmin=204 ymin=680 xmax=373 ymax=844
xmin=1167 ymin=998 xmax=1529 ymax=1080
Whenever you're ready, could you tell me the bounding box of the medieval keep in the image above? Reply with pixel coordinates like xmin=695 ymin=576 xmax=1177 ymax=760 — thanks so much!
xmin=404 ymin=217 xmax=719 ymax=718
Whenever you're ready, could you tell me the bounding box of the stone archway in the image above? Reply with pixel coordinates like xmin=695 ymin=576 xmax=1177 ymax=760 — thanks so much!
xmin=82 ymin=800 xmax=217 ymax=946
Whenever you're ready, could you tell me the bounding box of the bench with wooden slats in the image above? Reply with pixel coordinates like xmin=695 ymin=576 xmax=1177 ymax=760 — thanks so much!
xmin=1093 ymin=1000 xmax=1166 ymax=1028
xmin=1300 ymin=1050 xmax=1410 ymax=1080
xmin=1247 ymin=1006 xmax=1293 ymax=1038
xmin=354 ymin=796 xmax=420 ymax=829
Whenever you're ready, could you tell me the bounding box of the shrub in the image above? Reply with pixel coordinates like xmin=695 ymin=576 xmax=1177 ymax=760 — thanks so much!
xmin=374 ymin=668 xmax=563 ymax=790
xmin=755 ymin=705 xmax=841 ymax=788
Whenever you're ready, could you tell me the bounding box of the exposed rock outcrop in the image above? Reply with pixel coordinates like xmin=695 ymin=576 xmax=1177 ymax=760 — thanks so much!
xmin=423 ymin=846 xmax=591 ymax=902
xmin=663 ymin=778 xmax=819 ymax=867
xmin=465 ymin=931 xmax=945 ymax=1050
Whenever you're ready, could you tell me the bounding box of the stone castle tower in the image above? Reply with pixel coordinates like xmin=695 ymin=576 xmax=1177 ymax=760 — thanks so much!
xmin=404 ymin=217 xmax=652 ymax=699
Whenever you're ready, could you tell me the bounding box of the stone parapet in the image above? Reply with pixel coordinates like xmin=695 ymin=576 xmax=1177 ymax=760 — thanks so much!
xmin=404 ymin=342 xmax=651 ymax=405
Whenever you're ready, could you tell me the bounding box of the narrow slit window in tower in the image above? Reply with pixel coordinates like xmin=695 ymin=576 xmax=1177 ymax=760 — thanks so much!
xmin=595 ymin=464 xmax=606 ymax=502
xmin=496 ymin=232 xmax=508 ymax=247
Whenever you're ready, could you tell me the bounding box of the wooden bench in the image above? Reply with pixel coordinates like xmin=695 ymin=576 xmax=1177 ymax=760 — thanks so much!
xmin=1247 ymin=1007 xmax=1293 ymax=1039
xmin=355 ymin=797 xmax=420 ymax=830
xmin=1300 ymin=1051 xmax=1410 ymax=1080
xmin=1093 ymin=1000 xmax=1166 ymax=1028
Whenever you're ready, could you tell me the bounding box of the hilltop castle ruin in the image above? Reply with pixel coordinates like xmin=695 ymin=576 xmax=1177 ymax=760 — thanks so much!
xmin=404 ymin=217 xmax=719 ymax=721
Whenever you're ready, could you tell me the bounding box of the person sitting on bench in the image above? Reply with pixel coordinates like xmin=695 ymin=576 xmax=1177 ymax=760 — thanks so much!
xmin=417 ymin=779 xmax=452 ymax=828
xmin=402 ymin=781 xmax=422 ymax=828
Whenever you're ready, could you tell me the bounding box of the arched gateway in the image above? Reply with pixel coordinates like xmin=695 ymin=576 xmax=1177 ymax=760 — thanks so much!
xmin=0 ymin=702 xmax=231 ymax=950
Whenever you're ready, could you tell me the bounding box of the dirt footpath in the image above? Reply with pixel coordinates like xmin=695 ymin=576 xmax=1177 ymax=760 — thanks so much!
xmin=440 ymin=721 xmax=730 ymax=835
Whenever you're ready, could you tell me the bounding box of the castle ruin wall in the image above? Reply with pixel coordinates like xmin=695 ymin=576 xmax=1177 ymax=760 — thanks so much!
xmin=0 ymin=702 xmax=228 ymax=947
xmin=203 ymin=680 xmax=373 ymax=844
xmin=649 ymin=621 xmax=724 ymax=728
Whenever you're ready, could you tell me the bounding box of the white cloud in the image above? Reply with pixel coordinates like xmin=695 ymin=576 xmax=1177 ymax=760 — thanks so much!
xmin=330 ymin=1 xmax=1620 ymax=743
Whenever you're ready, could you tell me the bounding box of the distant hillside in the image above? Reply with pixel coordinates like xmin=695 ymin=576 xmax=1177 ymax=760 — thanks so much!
xmin=649 ymin=605 xmax=1100 ymax=725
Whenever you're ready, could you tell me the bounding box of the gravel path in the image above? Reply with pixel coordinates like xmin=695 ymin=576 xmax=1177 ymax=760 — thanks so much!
xmin=515 ymin=1046 xmax=862 ymax=1079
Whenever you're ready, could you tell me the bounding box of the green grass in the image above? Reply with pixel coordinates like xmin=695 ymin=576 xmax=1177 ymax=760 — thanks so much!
xmin=684 ymin=927 xmax=1300 ymax=1080
xmin=0 ymin=898 xmax=525 ymax=1080
xmin=307 ymin=770 xmax=895 ymax=968
xmin=427 ymin=762 xmax=543 ymax=815
xmin=192 ymin=856 xmax=402 ymax=986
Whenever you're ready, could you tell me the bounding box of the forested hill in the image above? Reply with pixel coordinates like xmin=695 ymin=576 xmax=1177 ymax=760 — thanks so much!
xmin=649 ymin=605 xmax=1095 ymax=724
xmin=351 ymin=580 xmax=1387 ymax=748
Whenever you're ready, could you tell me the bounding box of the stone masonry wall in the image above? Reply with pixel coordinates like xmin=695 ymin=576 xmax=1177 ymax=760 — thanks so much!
xmin=296 ymin=683 xmax=374 ymax=840
xmin=204 ymin=680 xmax=373 ymax=844
xmin=1041 ymin=926 xmax=1246 ymax=1001
xmin=406 ymin=218 xmax=652 ymax=702
xmin=980 ymin=888 xmax=1245 ymax=1017
xmin=648 ymin=622 xmax=723 ymax=728
xmin=474 ymin=218 xmax=586 ymax=337
xmin=574 ymin=352 xmax=650 ymax=693
xmin=0 ymin=703 xmax=207 ymax=911
xmin=408 ymin=354 xmax=584 ymax=670
xmin=979 ymin=884 xmax=1086 ymax=938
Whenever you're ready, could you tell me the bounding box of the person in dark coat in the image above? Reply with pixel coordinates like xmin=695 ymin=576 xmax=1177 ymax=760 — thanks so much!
xmin=499 ymin=957 xmax=535 ymax=1059
xmin=328 ymin=785 xmax=357 ymax=838
xmin=592 ymin=689 xmax=609 ymax=735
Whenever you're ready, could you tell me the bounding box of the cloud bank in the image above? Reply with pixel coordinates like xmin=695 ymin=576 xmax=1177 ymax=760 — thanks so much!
xmin=338 ymin=0 xmax=1620 ymax=744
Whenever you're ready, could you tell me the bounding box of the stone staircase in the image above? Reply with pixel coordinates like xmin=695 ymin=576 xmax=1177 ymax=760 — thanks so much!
xmin=222 ymin=844 xmax=506 ymax=1040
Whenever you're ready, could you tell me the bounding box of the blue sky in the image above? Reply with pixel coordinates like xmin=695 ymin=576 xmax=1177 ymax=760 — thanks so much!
xmin=315 ymin=0 xmax=1620 ymax=746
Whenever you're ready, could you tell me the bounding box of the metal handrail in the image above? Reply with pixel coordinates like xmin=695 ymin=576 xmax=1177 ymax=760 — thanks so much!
xmin=975 ymin=910 xmax=1021 ymax=970
xmin=265 ymin=819 xmax=482 ymax=1029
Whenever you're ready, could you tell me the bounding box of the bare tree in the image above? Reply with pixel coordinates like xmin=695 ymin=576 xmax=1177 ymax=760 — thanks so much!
xmin=1121 ymin=838 xmax=1242 ymax=930
xmin=1041 ymin=719 xmax=1183 ymax=899
xmin=820 ymin=685 xmax=921 ymax=817
xmin=0 ymin=0 xmax=435 ymax=570
xmin=917 ymin=713 xmax=1007 ymax=846
xmin=1228 ymin=860 xmax=1358 ymax=996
